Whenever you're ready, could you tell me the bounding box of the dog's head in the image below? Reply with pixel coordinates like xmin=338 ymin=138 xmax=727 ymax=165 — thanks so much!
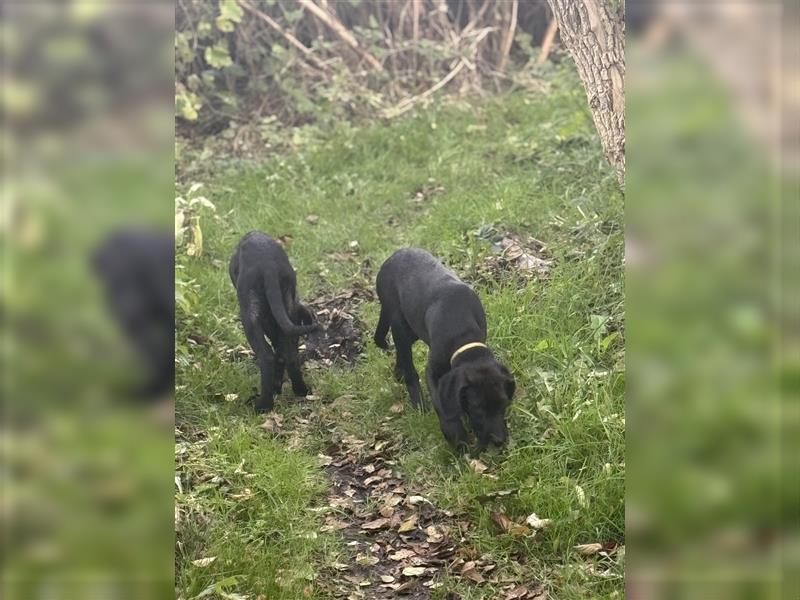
xmin=436 ymin=360 xmax=515 ymax=451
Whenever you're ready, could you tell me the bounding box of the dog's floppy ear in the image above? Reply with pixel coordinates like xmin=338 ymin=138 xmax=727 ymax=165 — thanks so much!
xmin=435 ymin=369 xmax=469 ymax=451
xmin=499 ymin=364 xmax=516 ymax=400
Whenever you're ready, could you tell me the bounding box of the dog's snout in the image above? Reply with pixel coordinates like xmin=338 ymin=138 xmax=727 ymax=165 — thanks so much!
xmin=490 ymin=433 xmax=507 ymax=447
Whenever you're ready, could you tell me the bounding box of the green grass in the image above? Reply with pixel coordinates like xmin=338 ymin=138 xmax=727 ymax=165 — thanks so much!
xmin=176 ymin=74 xmax=624 ymax=599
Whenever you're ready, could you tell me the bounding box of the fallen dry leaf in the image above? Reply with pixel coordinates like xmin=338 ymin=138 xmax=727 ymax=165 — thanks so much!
xmin=505 ymin=585 xmax=529 ymax=599
xmin=406 ymin=495 xmax=428 ymax=506
xmin=379 ymin=505 xmax=395 ymax=518
xmin=321 ymin=517 xmax=349 ymax=532
xmin=492 ymin=511 xmax=532 ymax=537
xmin=480 ymin=489 xmax=517 ymax=500
xmin=383 ymin=494 xmax=404 ymax=507
xmin=425 ymin=525 xmax=444 ymax=543
xmin=230 ymin=488 xmax=253 ymax=501
xmin=191 ymin=556 xmax=216 ymax=567
xmin=468 ymin=458 xmax=489 ymax=474
xmin=355 ymin=553 xmax=379 ymax=566
xmin=402 ymin=566 xmax=426 ymax=577
xmin=525 ymin=513 xmax=552 ymax=530
xmin=462 ymin=567 xmax=485 ymax=584
xmin=389 ymin=402 xmax=405 ymax=413
xmin=575 ymin=484 xmax=587 ymax=508
xmin=306 ymin=214 xmax=319 ymax=224
xmin=360 ymin=517 xmax=389 ymax=531
xmin=574 ymin=542 xmax=604 ymax=555
xmin=398 ymin=514 xmax=418 ymax=533
xmin=259 ymin=414 xmax=283 ymax=435
xmin=380 ymin=575 xmax=395 ymax=583
xmin=389 ymin=548 xmax=416 ymax=561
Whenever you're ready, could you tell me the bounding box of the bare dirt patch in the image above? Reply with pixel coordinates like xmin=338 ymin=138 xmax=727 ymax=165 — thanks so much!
xmin=302 ymin=283 xmax=374 ymax=366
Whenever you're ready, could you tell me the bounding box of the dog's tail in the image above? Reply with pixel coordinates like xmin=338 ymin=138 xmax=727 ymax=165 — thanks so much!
xmin=264 ymin=278 xmax=319 ymax=336
xmin=373 ymin=305 xmax=390 ymax=350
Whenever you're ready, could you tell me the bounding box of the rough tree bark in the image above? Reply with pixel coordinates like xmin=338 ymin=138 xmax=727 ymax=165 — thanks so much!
xmin=546 ymin=0 xmax=625 ymax=187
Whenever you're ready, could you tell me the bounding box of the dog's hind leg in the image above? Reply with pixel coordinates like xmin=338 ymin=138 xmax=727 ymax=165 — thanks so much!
xmin=270 ymin=331 xmax=287 ymax=395
xmin=374 ymin=305 xmax=391 ymax=350
xmin=391 ymin=320 xmax=423 ymax=408
xmin=239 ymin=294 xmax=276 ymax=412
xmin=283 ymin=334 xmax=310 ymax=397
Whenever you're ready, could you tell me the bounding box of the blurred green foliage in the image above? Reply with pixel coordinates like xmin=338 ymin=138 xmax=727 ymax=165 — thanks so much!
xmin=626 ymin=43 xmax=788 ymax=598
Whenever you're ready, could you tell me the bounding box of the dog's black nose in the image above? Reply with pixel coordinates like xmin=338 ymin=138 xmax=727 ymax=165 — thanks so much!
xmin=490 ymin=435 xmax=507 ymax=448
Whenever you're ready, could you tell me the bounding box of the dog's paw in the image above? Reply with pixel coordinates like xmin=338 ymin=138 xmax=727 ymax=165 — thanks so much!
xmin=292 ymin=384 xmax=310 ymax=397
xmin=254 ymin=396 xmax=275 ymax=413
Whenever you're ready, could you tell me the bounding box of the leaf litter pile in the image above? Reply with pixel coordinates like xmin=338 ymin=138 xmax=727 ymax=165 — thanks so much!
xmin=302 ymin=283 xmax=374 ymax=366
xmin=472 ymin=226 xmax=554 ymax=284
xmin=306 ymin=408 xmax=549 ymax=599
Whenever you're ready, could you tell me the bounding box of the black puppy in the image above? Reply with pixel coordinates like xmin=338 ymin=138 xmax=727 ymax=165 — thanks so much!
xmin=230 ymin=231 xmax=318 ymax=412
xmin=374 ymin=248 xmax=515 ymax=451
xmin=92 ymin=228 xmax=175 ymax=399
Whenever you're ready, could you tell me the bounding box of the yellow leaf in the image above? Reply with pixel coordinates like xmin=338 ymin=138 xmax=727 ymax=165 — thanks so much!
xmin=397 ymin=514 xmax=418 ymax=533
xmin=190 ymin=219 xmax=203 ymax=257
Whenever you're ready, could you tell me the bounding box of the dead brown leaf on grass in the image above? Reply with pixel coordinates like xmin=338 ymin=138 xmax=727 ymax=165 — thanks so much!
xmin=389 ymin=548 xmax=417 ymax=561
xmin=525 ymin=513 xmax=552 ymax=530
xmin=574 ymin=542 xmax=604 ymax=555
xmin=259 ymin=413 xmax=283 ymax=435
xmin=492 ymin=511 xmax=533 ymax=537
xmin=468 ymin=458 xmax=489 ymax=474
xmin=361 ymin=517 xmax=390 ymax=531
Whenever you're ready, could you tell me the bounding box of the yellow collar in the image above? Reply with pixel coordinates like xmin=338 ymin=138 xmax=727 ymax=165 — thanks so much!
xmin=450 ymin=342 xmax=488 ymax=365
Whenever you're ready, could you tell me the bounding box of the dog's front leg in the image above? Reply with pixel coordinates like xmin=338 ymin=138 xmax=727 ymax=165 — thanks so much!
xmin=424 ymin=362 xmax=448 ymax=413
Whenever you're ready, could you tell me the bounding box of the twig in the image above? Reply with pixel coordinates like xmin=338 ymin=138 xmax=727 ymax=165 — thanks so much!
xmin=496 ymin=0 xmax=518 ymax=72
xmin=237 ymin=0 xmax=328 ymax=72
xmin=297 ymin=0 xmax=384 ymax=72
xmin=412 ymin=0 xmax=421 ymax=42
xmin=460 ymin=0 xmax=491 ymax=40
xmin=536 ymin=17 xmax=558 ymax=65
xmin=383 ymin=59 xmax=466 ymax=118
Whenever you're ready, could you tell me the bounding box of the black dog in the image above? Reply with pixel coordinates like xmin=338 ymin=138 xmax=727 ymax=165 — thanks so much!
xmin=230 ymin=231 xmax=318 ymax=412
xmin=92 ymin=228 xmax=175 ymax=399
xmin=374 ymin=248 xmax=515 ymax=451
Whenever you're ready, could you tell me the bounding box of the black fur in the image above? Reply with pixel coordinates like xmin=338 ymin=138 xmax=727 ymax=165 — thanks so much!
xmin=230 ymin=231 xmax=319 ymax=412
xmin=375 ymin=248 xmax=515 ymax=451
xmin=92 ymin=228 xmax=175 ymax=399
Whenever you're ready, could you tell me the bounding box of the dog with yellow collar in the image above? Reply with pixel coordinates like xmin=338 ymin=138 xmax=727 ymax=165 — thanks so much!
xmin=374 ymin=248 xmax=515 ymax=452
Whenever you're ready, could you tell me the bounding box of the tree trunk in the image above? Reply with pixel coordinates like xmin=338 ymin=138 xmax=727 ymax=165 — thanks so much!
xmin=546 ymin=0 xmax=625 ymax=187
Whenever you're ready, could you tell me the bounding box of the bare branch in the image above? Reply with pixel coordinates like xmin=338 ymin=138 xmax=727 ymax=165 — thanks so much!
xmin=536 ymin=17 xmax=558 ymax=65
xmin=384 ymin=59 xmax=466 ymax=119
xmin=297 ymin=0 xmax=384 ymax=72
xmin=496 ymin=0 xmax=518 ymax=72
xmin=238 ymin=0 xmax=329 ymax=73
